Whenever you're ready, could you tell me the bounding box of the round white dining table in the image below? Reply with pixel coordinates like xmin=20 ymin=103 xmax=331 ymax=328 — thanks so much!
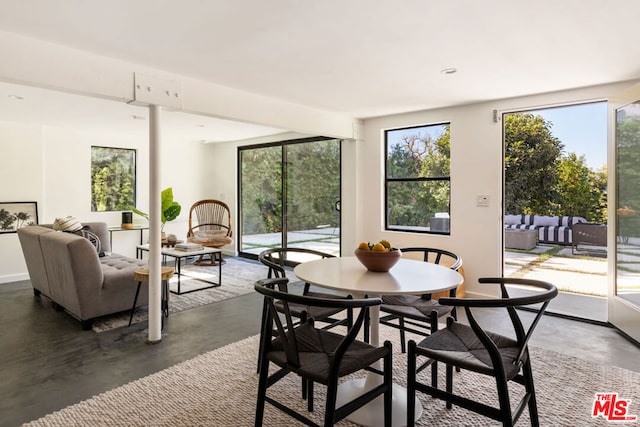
xmin=294 ymin=256 xmax=463 ymax=427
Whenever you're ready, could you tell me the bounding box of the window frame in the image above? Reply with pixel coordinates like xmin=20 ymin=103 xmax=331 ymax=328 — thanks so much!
xmin=384 ymin=122 xmax=451 ymax=235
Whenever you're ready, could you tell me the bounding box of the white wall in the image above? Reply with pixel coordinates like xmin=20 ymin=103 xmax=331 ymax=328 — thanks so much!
xmin=0 ymin=122 xmax=43 ymax=282
xmin=0 ymin=116 xmax=210 ymax=282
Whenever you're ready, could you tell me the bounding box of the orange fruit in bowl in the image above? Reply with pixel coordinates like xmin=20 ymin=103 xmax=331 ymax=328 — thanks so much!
xmin=358 ymin=241 xmax=370 ymax=251
xmin=379 ymin=239 xmax=392 ymax=249
xmin=371 ymin=242 xmax=387 ymax=251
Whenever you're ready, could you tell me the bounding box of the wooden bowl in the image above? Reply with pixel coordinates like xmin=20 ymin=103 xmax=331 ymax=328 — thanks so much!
xmin=354 ymin=248 xmax=401 ymax=272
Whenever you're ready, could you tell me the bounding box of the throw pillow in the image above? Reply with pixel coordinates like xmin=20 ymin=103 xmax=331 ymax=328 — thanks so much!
xmin=81 ymin=228 xmax=103 ymax=256
xmin=53 ymin=216 xmax=83 ymax=232
xmin=69 ymin=226 xmax=104 ymax=256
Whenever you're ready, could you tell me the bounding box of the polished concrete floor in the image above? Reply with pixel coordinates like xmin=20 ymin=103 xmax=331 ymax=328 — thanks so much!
xmin=1 ymin=264 xmax=639 ymax=427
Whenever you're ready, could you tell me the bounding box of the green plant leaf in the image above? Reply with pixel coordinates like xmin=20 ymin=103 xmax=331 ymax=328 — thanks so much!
xmin=162 ymin=202 xmax=181 ymax=223
xmin=131 ymin=187 xmax=181 ymax=225
xmin=161 ymin=188 xmax=174 ymax=212
xmin=130 ymin=206 xmax=149 ymax=221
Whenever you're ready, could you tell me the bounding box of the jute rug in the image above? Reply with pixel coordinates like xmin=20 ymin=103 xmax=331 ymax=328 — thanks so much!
xmin=92 ymin=257 xmax=288 ymax=333
xmin=25 ymin=325 xmax=640 ymax=426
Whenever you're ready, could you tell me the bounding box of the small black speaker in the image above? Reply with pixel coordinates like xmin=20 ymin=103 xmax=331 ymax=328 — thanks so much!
xmin=121 ymin=211 xmax=133 ymax=227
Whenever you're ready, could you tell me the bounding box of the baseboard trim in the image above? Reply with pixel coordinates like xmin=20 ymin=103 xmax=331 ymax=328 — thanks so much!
xmin=0 ymin=273 xmax=29 ymax=284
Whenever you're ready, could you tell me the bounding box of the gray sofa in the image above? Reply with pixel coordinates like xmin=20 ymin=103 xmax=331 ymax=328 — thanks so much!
xmin=17 ymin=222 xmax=148 ymax=329
xmin=504 ymin=214 xmax=587 ymax=245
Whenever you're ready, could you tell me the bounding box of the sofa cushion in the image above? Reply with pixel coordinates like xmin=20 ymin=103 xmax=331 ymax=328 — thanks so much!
xmin=559 ymin=216 xmax=587 ymax=228
xmin=538 ymin=226 xmax=573 ymax=245
xmin=504 ymin=214 xmax=522 ymax=225
xmin=98 ymin=255 xmax=149 ymax=316
xmin=533 ymin=216 xmax=560 ymax=227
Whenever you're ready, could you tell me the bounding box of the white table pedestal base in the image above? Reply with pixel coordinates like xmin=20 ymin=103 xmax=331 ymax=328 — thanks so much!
xmin=336 ymin=377 xmax=423 ymax=427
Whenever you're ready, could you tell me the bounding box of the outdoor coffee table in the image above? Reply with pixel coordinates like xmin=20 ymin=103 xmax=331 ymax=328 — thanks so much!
xmin=505 ymin=229 xmax=538 ymax=250
xmin=136 ymin=244 xmax=222 ymax=294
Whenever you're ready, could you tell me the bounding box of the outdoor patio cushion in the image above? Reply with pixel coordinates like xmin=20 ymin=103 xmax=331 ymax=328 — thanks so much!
xmin=533 ymin=215 xmax=559 ymax=226
xmin=504 ymin=214 xmax=587 ymax=245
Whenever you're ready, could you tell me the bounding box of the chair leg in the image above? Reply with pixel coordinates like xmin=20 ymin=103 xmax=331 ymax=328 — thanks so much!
xmin=254 ymin=355 xmax=270 ymax=427
xmin=363 ymin=308 xmax=370 ymax=343
xmin=399 ymin=317 xmax=406 ymax=353
xmin=302 ymin=378 xmax=307 ymax=400
xmin=256 ymin=299 xmax=269 ymax=373
xmin=430 ymin=312 xmax=438 ymax=388
xmin=384 ymin=341 xmax=393 ymax=427
xmin=307 ymin=380 xmax=314 ymax=413
xmin=407 ymin=340 xmax=417 ymax=427
xmin=162 ymin=279 xmax=169 ymax=318
xmin=445 ymin=364 xmax=453 ymax=409
xmin=522 ymin=356 xmax=540 ymax=427
xmin=324 ymin=379 xmax=339 ymax=427
xmin=495 ymin=372 xmax=513 ymax=426
xmin=431 ymin=358 xmax=439 ymax=389
xmin=128 ymin=281 xmax=142 ymax=327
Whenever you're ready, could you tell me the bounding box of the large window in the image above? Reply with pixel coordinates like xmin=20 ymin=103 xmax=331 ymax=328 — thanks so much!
xmin=385 ymin=123 xmax=451 ymax=234
xmin=90 ymin=146 xmax=136 ymax=212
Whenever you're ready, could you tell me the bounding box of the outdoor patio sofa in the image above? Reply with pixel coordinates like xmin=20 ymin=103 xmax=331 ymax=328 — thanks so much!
xmin=504 ymin=214 xmax=587 ymax=245
xmin=17 ymin=222 xmax=148 ymax=329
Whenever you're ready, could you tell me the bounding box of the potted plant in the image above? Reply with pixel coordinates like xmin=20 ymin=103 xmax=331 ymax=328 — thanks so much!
xmin=131 ymin=187 xmax=181 ymax=239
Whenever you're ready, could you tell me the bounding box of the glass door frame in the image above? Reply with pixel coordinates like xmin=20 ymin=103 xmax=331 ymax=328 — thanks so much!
xmin=237 ymin=136 xmax=342 ymax=261
xmin=608 ymin=83 xmax=640 ymax=343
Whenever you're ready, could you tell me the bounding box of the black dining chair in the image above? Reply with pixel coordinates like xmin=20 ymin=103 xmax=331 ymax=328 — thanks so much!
xmin=379 ymin=247 xmax=463 ymax=353
xmin=259 ymin=248 xmax=352 ymax=326
xmin=254 ymin=277 xmax=393 ymax=427
xmin=258 ymin=247 xmax=353 ymax=340
xmin=406 ymin=277 xmax=558 ymax=427
xmin=257 ymin=248 xmax=354 ymax=406
xmin=377 ymin=247 xmax=462 ymax=388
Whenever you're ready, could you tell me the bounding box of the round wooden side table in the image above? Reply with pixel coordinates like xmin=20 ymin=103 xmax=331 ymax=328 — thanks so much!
xmin=129 ymin=266 xmax=174 ymax=328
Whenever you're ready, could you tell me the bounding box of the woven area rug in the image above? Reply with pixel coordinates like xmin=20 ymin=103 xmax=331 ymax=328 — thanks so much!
xmin=25 ymin=326 xmax=640 ymax=426
xmin=92 ymin=257 xmax=284 ymax=333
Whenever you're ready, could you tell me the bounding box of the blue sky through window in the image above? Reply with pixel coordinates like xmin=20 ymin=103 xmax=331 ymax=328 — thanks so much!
xmin=531 ymin=102 xmax=607 ymax=170
xmin=386 ymin=102 xmax=607 ymax=171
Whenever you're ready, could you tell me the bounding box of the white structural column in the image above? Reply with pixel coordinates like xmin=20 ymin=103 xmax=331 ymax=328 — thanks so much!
xmin=147 ymin=104 xmax=162 ymax=343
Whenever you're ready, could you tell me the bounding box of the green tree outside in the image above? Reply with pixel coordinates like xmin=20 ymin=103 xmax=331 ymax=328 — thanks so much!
xmin=616 ymin=110 xmax=640 ymax=238
xmin=504 ymin=113 xmax=563 ymax=215
xmin=91 ymin=147 xmax=136 ymax=212
xmin=240 ymin=139 xmax=341 ymax=236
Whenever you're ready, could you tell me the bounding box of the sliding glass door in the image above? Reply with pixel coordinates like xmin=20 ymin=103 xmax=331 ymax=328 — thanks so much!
xmin=239 ymin=137 xmax=341 ymax=261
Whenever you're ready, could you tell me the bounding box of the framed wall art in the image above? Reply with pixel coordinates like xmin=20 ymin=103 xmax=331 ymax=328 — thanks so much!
xmin=0 ymin=202 xmax=38 ymax=233
xmin=91 ymin=146 xmax=136 ymax=212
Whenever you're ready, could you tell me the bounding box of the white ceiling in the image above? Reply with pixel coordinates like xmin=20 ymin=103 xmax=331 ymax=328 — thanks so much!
xmin=0 ymin=81 xmax=289 ymax=143
xmin=1 ymin=0 xmax=640 ymax=141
